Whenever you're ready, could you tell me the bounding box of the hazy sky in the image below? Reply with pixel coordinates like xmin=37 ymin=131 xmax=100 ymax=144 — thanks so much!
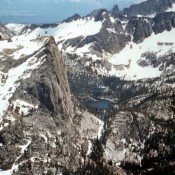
xmin=0 ymin=0 xmax=144 ymax=24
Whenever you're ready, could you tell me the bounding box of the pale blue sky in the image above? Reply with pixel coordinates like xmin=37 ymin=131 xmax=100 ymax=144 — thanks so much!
xmin=0 ymin=0 xmax=144 ymax=24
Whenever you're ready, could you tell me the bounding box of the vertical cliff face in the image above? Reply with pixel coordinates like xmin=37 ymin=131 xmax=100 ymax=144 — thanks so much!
xmin=0 ymin=36 xmax=75 ymax=173
xmin=123 ymin=0 xmax=175 ymax=17
xmin=125 ymin=17 xmax=153 ymax=43
xmin=153 ymin=12 xmax=175 ymax=33
xmin=0 ymin=34 xmax=112 ymax=174
xmin=26 ymin=37 xmax=73 ymax=119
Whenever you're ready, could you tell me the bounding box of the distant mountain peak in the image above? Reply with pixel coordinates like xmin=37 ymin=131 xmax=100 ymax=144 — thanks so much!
xmin=63 ymin=13 xmax=81 ymax=23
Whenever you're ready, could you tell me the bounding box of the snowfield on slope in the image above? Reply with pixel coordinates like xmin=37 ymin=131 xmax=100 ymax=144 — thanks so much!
xmin=0 ymin=37 xmax=47 ymax=119
xmin=0 ymin=36 xmax=44 ymax=60
xmin=0 ymin=52 xmax=44 ymax=118
xmin=4 ymin=17 xmax=175 ymax=82
xmin=108 ymin=29 xmax=175 ymax=80
xmin=24 ymin=17 xmax=102 ymax=43
xmin=5 ymin=23 xmax=27 ymax=35
xmin=5 ymin=20 xmax=101 ymax=60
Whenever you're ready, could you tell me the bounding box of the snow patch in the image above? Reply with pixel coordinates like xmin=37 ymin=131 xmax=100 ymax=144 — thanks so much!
xmin=86 ymin=140 xmax=92 ymax=155
xmin=25 ymin=17 xmax=102 ymax=43
xmin=5 ymin=23 xmax=26 ymax=35
xmin=108 ymin=29 xmax=175 ymax=80
xmin=12 ymin=100 xmax=38 ymax=116
xmin=110 ymin=17 xmax=115 ymax=23
xmin=97 ymin=119 xmax=104 ymax=139
xmin=0 ymin=50 xmax=45 ymax=118
xmin=137 ymin=12 xmax=156 ymax=18
xmin=19 ymin=140 xmax=31 ymax=154
xmin=166 ymin=3 xmax=175 ymax=12
xmin=107 ymin=28 xmax=116 ymax=33
xmin=0 ymin=140 xmax=31 ymax=175
xmin=0 ymin=164 xmax=19 ymax=175
xmin=0 ymin=36 xmax=44 ymax=60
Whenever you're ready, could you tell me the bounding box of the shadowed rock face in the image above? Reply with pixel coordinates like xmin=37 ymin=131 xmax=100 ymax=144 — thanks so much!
xmin=0 ymin=24 xmax=13 ymax=40
xmin=0 ymin=37 xmax=78 ymax=173
xmin=153 ymin=12 xmax=175 ymax=33
xmin=123 ymin=0 xmax=175 ymax=17
xmin=90 ymin=9 xmax=108 ymax=21
xmin=59 ymin=9 xmax=175 ymax=57
xmin=0 ymin=37 xmax=74 ymax=174
xmin=1 ymin=1 xmax=175 ymax=173
xmin=27 ymin=37 xmax=73 ymax=118
xmin=63 ymin=13 xmax=81 ymax=23
xmin=111 ymin=4 xmax=120 ymax=17
xmin=61 ymin=16 xmax=129 ymax=55
xmin=0 ymin=35 xmax=122 ymax=174
xmin=125 ymin=12 xmax=175 ymax=43
xmin=126 ymin=17 xmax=153 ymax=43
xmin=133 ymin=19 xmax=152 ymax=43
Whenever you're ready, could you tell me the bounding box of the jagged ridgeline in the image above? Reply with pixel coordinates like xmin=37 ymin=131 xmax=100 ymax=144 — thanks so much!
xmin=0 ymin=0 xmax=175 ymax=174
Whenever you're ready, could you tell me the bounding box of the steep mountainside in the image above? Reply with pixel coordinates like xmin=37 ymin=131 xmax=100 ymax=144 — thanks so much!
xmin=2 ymin=0 xmax=175 ymax=174
xmin=0 ymin=24 xmax=13 ymax=40
xmin=7 ymin=3 xmax=175 ymax=80
xmin=0 ymin=31 xmax=110 ymax=175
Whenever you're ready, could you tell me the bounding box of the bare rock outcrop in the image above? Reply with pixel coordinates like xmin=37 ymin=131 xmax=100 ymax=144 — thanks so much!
xmin=123 ymin=0 xmax=175 ymax=17
xmin=0 ymin=24 xmax=13 ymax=40
xmin=27 ymin=37 xmax=73 ymax=118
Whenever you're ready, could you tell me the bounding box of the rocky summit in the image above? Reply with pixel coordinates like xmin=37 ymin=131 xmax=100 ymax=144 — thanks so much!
xmin=1 ymin=0 xmax=175 ymax=174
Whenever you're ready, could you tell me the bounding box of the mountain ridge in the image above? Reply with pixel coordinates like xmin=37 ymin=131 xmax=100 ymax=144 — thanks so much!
xmin=123 ymin=0 xmax=175 ymax=17
xmin=1 ymin=0 xmax=175 ymax=174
